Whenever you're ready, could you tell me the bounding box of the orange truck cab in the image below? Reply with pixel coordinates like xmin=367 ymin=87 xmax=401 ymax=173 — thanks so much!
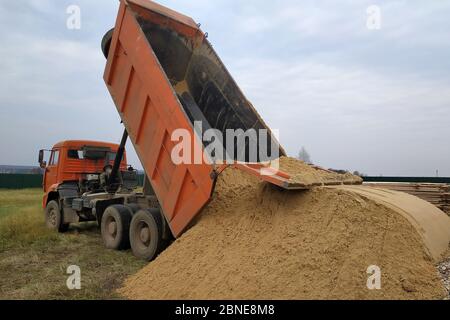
xmin=40 ymin=140 xmax=128 ymax=206
xmin=38 ymin=140 xmax=138 ymax=232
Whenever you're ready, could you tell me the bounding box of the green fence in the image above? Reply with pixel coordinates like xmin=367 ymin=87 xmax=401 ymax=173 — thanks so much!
xmin=137 ymin=174 xmax=145 ymax=187
xmin=363 ymin=177 xmax=450 ymax=184
xmin=0 ymin=174 xmax=43 ymax=189
xmin=0 ymin=174 xmax=146 ymax=189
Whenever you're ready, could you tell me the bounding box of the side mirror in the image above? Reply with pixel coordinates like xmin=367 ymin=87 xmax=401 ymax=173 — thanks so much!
xmin=38 ymin=150 xmax=46 ymax=169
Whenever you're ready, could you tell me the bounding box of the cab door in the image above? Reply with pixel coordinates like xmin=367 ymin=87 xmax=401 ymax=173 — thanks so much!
xmin=44 ymin=149 xmax=60 ymax=192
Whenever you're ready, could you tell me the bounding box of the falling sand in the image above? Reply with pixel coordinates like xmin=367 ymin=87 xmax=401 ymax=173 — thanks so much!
xmin=119 ymin=158 xmax=448 ymax=300
xmin=278 ymin=156 xmax=363 ymax=186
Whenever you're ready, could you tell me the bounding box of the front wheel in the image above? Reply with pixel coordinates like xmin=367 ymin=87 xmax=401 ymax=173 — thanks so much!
xmin=45 ymin=200 xmax=69 ymax=233
xmin=130 ymin=209 xmax=164 ymax=261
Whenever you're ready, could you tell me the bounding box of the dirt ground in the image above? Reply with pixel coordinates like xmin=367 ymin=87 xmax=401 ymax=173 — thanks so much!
xmin=120 ymin=159 xmax=449 ymax=300
xmin=0 ymin=189 xmax=145 ymax=300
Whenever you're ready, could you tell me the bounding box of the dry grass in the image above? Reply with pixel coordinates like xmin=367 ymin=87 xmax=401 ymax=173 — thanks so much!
xmin=0 ymin=189 xmax=145 ymax=300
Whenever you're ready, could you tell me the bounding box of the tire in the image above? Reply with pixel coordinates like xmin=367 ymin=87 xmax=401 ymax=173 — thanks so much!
xmin=101 ymin=205 xmax=133 ymax=250
xmin=45 ymin=200 xmax=69 ymax=233
xmin=101 ymin=28 xmax=115 ymax=59
xmin=130 ymin=209 xmax=164 ymax=261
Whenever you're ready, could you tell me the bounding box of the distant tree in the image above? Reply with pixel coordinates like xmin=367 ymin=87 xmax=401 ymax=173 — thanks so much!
xmin=353 ymin=171 xmax=367 ymax=177
xmin=330 ymin=169 xmax=348 ymax=174
xmin=298 ymin=147 xmax=312 ymax=164
xmin=353 ymin=171 xmax=361 ymax=177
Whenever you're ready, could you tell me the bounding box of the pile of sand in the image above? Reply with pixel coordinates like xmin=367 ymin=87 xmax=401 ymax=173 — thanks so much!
xmin=280 ymin=157 xmax=363 ymax=186
xmin=119 ymin=158 xmax=447 ymax=300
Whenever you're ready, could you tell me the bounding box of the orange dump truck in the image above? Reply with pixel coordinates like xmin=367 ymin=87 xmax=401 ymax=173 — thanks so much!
xmin=99 ymin=0 xmax=304 ymax=260
xmin=39 ymin=0 xmax=306 ymax=262
xmin=102 ymin=0 xmax=297 ymax=235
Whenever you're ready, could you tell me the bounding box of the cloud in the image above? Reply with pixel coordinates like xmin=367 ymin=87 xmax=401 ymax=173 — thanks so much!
xmin=0 ymin=1 xmax=124 ymax=167
xmin=230 ymin=56 xmax=450 ymax=175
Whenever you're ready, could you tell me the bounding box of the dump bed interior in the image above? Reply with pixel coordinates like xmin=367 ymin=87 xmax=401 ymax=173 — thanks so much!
xmin=131 ymin=0 xmax=284 ymax=162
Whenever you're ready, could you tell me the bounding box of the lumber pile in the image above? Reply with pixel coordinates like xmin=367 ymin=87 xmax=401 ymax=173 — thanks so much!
xmin=364 ymin=182 xmax=450 ymax=215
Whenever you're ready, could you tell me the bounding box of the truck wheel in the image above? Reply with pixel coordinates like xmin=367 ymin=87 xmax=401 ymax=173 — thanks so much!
xmin=101 ymin=205 xmax=132 ymax=250
xmin=45 ymin=200 xmax=69 ymax=233
xmin=130 ymin=209 xmax=164 ymax=261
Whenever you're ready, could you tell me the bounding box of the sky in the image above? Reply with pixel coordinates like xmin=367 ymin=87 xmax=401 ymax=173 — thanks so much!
xmin=0 ymin=0 xmax=449 ymax=176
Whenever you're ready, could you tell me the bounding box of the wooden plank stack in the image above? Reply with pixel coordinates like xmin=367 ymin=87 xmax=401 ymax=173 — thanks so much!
xmin=364 ymin=182 xmax=450 ymax=215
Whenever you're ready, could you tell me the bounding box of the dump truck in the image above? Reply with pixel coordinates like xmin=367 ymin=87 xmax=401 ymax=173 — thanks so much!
xmin=39 ymin=0 xmax=309 ymax=261
xmin=40 ymin=0 xmax=450 ymax=262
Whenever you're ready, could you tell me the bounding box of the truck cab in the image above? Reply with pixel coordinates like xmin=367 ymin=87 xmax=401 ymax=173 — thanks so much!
xmin=38 ymin=138 xmax=170 ymax=262
xmin=38 ymin=140 xmax=132 ymax=231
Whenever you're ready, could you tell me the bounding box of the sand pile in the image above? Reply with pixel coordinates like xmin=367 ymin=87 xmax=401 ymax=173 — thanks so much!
xmin=119 ymin=158 xmax=447 ymax=300
xmin=280 ymin=157 xmax=363 ymax=186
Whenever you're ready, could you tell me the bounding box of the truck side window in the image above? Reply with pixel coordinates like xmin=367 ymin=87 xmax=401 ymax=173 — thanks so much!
xmin=68 ymin=150 xmax=84 ymax=160
xmin=68 ymin=150 xmax=78 ymax=159
xmin=50 ymin=150 xmax=60 ymax=166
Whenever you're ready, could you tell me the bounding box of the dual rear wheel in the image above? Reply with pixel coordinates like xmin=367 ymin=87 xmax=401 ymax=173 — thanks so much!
xmin=129 ymin=209 xmax=164 ymax=261
xmin=101 ymin=205 xmax=132 ymax=250
xmin=100 ymin=205 xmax=164 ymax=261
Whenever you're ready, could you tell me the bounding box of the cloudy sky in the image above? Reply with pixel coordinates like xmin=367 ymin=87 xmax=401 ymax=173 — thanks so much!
xmin=0 ymin=0 xmax=449 ymax=176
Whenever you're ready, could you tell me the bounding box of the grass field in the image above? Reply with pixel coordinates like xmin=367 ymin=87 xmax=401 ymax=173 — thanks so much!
xmin=0 ymin=189 xmax=146 ymax=300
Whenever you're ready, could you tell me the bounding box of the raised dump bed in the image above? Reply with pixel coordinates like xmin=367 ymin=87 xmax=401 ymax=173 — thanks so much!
xmin=103 ymin=0 xmax=286 ymax=237
xmin=103 ymin=0 xmax=365 ymax=240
